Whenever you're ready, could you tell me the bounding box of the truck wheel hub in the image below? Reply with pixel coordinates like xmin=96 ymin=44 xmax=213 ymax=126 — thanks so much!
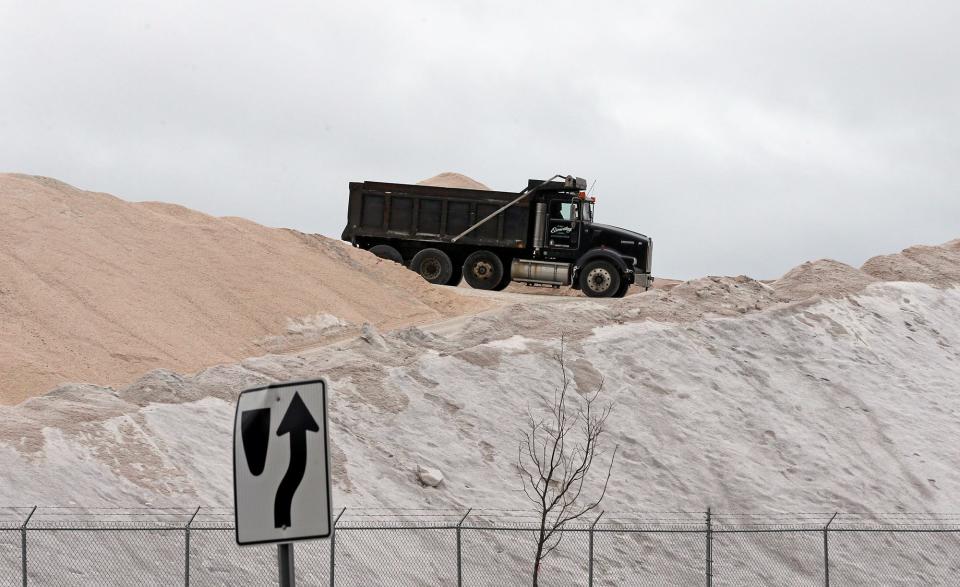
xmin=473 ymin=261 xmax=493 ymax=279
xmin=586 ymin=267 xmax=612 ymax=292
xmin=422 ymin=259 xmax=442 ymax=280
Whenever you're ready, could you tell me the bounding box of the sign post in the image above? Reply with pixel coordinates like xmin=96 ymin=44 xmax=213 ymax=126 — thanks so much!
xmin=278 ymin=543 xmax=295 ymax=587
xmin=233 ymin=379 xmax=332 ymax=586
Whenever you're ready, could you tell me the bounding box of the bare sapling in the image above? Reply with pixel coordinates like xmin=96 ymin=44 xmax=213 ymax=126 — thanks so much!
xmin=518 ymin=337 xmax=618 ymax=586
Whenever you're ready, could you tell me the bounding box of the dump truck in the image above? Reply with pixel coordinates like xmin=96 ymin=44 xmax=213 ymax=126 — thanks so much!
xmin=340 ymin=174 xmax=652 ymax=298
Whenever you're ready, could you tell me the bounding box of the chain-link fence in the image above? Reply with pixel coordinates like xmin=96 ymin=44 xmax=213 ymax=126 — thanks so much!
xmin=1 ymin=507 xmax=958 ymax=585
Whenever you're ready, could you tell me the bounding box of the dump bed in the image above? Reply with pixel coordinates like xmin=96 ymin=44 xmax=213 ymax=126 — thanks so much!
xmin=341 ymin=181 xmax=531 ymax=249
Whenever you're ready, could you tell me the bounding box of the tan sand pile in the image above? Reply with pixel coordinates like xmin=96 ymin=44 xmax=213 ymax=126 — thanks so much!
xmin=416 ymin=172 xmax=490 ymax=190
xmin=649 ymin=277 xmax=683 ymax=291
xmin=614 ymin=239 xmax=958 ymax=323
xmin=0 ymin=174 xmax=486 ymax=404
xmin=861 ymin=240 xmax=960 ymax=286
xmin=772 ymin=259 xmax=879 ymax=301
xmin=616 ymin=275 xmax=786 ymax=323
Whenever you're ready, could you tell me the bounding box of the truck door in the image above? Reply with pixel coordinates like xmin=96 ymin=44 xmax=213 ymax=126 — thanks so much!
xmin=546 ymin=198 xmax=581 ymax=250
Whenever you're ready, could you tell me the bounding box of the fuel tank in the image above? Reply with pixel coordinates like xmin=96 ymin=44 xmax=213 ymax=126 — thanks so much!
xmin=511 ymin=259 xmax=572 ymax=286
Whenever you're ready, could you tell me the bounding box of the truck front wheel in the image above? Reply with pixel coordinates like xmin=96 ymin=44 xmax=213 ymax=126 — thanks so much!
xmin=410 ymin=248 xmax=454 ymax=285
xmin=579 ymin=260 xmax=621 ymax=298
xmin=613 ymin=279 xmax=631 ymax=298
xmin=463 ymin=250 xmax=505 ymax=290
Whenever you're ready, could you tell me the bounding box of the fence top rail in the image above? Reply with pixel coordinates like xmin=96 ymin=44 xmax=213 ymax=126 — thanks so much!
xmin=4 ymin=506 xmax=960 ymax=531
xmin=24 ymin=507 xmax=199 ymax=529
xmin=336 ymin=510 xmax=469 ymax=528
xmin=336 ymin=521 xmax=461 ymax=530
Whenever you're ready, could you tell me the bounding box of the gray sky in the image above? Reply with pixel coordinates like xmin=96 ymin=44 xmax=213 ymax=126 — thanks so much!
xmin=2 ymin=1 xmax=958 ymax=279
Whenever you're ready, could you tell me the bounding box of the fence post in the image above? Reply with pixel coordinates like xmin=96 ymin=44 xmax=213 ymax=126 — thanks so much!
xmin=21 ymin=506 xmax=36 ymax=587
xmin=705 ymin=508 xmax=712 ymax=587
xmin=184 ymin=506 xmax=200 ymax=587
xmin=456 ymin=508 xmax=472 ymax=587
xmin=329 ymin=507 xmax=346 ymax=587
xmin=588 ymin=510 xmax=604 ymax=587
xmin=823 ymin=512 xmax=837 ymax=587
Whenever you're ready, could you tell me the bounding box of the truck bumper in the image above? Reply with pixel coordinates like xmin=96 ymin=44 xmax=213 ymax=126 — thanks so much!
xmin=635 ymin=273 xmax=655 ymax=290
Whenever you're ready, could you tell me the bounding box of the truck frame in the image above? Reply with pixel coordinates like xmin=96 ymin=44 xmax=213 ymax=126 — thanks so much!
xmin=341 ymin=174 xmax=652 ymax=298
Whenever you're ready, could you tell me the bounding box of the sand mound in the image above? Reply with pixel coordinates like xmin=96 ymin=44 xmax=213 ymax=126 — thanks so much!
xmin=772 ymin=259 xmax=879 ymax=301
xmin=861 ymin=241 xmax=960 ymax=287
xmin=0 ymin=174 xmax=485 ymax=404
xmin=615 ymin=275 xmax=785 ymax=323
xmin=416 ymin=172 xmax=489 ymax=190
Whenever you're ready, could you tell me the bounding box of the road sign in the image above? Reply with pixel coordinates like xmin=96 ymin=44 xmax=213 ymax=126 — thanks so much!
xmin=234 ymin=379 xmax=332 ymax=546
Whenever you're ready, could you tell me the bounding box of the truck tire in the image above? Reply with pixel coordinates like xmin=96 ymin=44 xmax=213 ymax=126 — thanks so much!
xmin=579 ymin=259 xmax=621 ymax=298
xmin=613 ymin=279 xmax=631 ymax=298
xmin=463 ymin=250 xmax=505 ymax=290
xmin=369 ymin=244 xmax=403 ymax=265
xmin=492 ymin=262 xmax=512 ymax=291
xmin=410 ymin=248 xmax=454 ymax=285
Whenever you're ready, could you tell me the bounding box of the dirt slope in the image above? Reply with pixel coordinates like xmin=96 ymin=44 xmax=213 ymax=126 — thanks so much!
xmin=0 ymin=174 xmax=484 ymax=404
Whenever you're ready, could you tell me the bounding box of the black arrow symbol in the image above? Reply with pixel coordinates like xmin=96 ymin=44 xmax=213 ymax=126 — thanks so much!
xmin=274 ymin=391 xmax=319 ymax=529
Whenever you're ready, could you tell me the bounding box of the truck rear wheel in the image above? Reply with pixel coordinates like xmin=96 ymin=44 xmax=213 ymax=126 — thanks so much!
xmin=410 ymin=248 xmax=453 ymax=285
xmin=579 ymin=259 xmax=621 ymax=298
xmin=369 ymin=244 xmax=403 ymax=265
xmin=492 ymin=260 xmax=512 ymax=291
xmin=463 ymin=250 xmax=505 ymax=290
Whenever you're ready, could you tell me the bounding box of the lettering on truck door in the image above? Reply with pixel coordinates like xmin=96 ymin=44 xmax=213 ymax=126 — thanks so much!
xmin=547 ymin=199 xmax=580 ymax=249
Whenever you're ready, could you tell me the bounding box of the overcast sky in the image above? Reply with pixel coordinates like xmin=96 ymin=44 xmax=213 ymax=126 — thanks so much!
xmin=2 ymin=1 xmax=958 ymax=279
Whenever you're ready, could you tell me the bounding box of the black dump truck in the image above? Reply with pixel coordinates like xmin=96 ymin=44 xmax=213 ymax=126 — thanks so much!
xmin=340 ymin=174 xmax=652 ymax=298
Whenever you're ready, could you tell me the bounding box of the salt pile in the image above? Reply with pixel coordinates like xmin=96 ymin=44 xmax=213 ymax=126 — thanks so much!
xmin=2 ymin=171 xmax=959 ymax=516
xmin=417 ymin=172 xmax=490 ymax=190
xmin=2 ymin=276 xmax=959 ymax=516
xmin=0 ymin=173 xmax=486 ymax=404
xmin=861 ymin=242 xmax=960 ymax=286
xmin=772 ymin=259 xmax=878 ymax=301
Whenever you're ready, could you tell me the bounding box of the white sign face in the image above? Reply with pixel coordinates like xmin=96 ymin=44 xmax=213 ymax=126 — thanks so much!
xmin=234 ymin=379 xmax=331 ymax=545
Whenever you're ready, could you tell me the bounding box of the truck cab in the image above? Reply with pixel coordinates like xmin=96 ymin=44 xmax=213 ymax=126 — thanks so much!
xmin=519 ymin=179 xmax=653 ymax=296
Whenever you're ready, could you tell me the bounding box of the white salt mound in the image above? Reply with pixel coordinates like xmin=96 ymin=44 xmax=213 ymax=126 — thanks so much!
xmin=3 ymin=279 xmax=960 ymax=518
xmin=417 ymin=172 xmax=490 ymax=190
